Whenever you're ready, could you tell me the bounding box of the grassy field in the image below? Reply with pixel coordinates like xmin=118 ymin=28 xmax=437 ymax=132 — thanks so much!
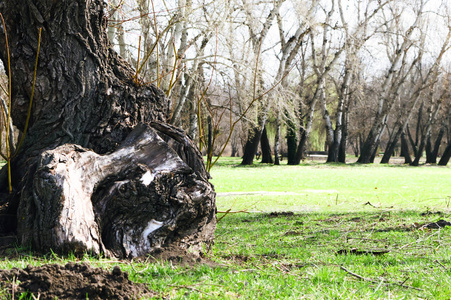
xmin=1 ymin=157 xmax=451 ymax=299
xmin=212 ymin=157 xmax=451 ymax=213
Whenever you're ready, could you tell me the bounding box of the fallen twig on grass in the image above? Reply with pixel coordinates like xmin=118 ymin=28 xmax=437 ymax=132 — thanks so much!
xmin=216 ymin=209 xmax=250 ymax=222
xmin=129 ymin=261 xmax=151 ymax=275
xmin=274 ymin=264 xmax=290 ymax=274
xmin=336 ymin=248 xmax=390 ymax=256
xmin=216 ymin=198 xmax=255 ymax=222
xmin=169 ymin=285 xmax=203 ymax=293
xmin=434 ymin=259 xmax=448 ymax=271
xmin=340 ymin=266 xmax=373 ymax=281
xmin=399 ymin=277 xmax=409 ymax=287
xmin=340 ymin=266 xmax=423 ymax=291
xmin=232 ymin=269 xmax=258 ymax=273
xmin=399 ymin=229 xmax=441 ymax=250
xmin=216 ymin=210 xmax=251 ymax=214
xmin=168 ymin=283 xmax=222 ymax=297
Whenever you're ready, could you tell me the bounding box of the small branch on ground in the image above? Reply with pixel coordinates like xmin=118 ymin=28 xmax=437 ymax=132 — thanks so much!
xmin=399 ymin=277 xmax=409 ymax=287
xmin=340 ymin=266 xmax=423 ymax=291
xmin=340 ymin=266 xmax=373 ymax=281
xmin=216 ymin=210 xmax=250 ymax=214
xmin=434 ymin=260 xmax=448 ymax=271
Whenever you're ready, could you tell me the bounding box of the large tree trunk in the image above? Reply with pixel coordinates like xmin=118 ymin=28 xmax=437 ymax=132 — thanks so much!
xmin=358 ymin=117 xmax=386 ymax=164
xmin=241 ymin=126 xmax=262 ymax=165
xmin=0 ymin=0 xmax=215 ymax=258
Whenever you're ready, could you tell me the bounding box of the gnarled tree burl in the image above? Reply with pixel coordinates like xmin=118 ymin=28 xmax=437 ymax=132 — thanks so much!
xmin=0 ymin=0 xmax=216 ymax=258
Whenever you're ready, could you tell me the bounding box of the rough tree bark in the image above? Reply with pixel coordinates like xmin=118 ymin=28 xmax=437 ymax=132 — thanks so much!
xmin=0 ymin=0 xmax=215 ymax=258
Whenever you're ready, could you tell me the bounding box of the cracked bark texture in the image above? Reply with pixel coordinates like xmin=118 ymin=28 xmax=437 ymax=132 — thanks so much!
xmin=0 ymin=0 xmax=215 ymax=258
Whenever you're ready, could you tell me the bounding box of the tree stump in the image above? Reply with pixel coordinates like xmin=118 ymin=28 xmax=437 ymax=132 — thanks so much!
xmin=16 ymin=124 xmax=216 ymax=258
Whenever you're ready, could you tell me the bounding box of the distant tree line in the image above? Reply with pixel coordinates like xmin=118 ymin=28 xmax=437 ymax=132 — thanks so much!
xmin=2 ymin=0 xmax=450 ymax=166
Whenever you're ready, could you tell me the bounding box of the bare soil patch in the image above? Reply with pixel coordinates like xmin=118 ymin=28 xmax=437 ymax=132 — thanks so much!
xmin=0 ymin=262 xmax=156 ymax=300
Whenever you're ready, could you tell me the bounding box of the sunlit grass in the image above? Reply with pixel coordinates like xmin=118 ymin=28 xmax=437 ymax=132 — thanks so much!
xmin=210 ymin=157 xmax=451 ymax=213
xmin=0 ymin=156 xmax=450 ymax=299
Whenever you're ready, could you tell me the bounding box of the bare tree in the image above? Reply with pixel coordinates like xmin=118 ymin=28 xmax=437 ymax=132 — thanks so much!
xmin=358 ymin=0 xmax=425 ymax=163
xmin=240 ymin=0 xmax=285 ymax=165
xmin=381 ymin=22 xmax=451 ymax=164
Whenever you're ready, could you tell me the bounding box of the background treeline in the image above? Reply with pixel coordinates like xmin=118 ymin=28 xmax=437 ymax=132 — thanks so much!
xmin=1 ymin=0 xmax=450 ymax=167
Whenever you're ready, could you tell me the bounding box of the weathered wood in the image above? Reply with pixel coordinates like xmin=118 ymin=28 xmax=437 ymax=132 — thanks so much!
xmin=18 ymin=124 xmax=215 ymax=258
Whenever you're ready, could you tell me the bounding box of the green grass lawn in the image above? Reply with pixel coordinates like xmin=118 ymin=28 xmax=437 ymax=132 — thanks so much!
xmin=1 ymin=157 xmax=451 ymax=299
xmin=212 ymin=157 xmax=451 ymax=213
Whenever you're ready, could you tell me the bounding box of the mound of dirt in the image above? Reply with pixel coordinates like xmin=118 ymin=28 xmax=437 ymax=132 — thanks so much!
xmin=0 ymin=262 xmax=156 ymax=299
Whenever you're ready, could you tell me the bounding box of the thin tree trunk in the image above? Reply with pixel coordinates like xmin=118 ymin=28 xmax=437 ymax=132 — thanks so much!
xmin=187 ymin=85 xmax=198 ymax=140
xmin=338 ymin=107 xmax=348 ymax=163
xmin=294 ymin=129 xmax=307 ymax=164
xmin=320 ymin=84 xmax=334 ymax=161
xmin=260 ymin=127 xmax=273 ymax=164
xmin=329 ymin=57 xmax=351 ymax=163
xmin=411 ymin=138 xmax=426 ymax=166
xmin=286 ymin=120 xmax=298 ymax=165
xmin=370 ymin=141 xmax=380 ymax=163
xmin=407 ymin=125 xmax=418 ymax=157
xmin=438 ymin=143 xmax=451 ymax=166
xmin=231 ymin=132 xmax=239 ymax=157
xmin=401 ymin=132 xmax=413 ymax=164
xmin=274 ymin=118 xmax=281 ymax=165
xmin=429 ymin=126 xmax=445 ymax=164
xmin=425 ymin=134 xmax=433 ymax=163
xmin=207 ymin=116 xmax=213 ymax=156
xmin=412 ymin=99 xmax=441 ymax=166
xmin=381 ymin=127 xmax=402 ymax=164
xmin=358 ymin=120 xmax=384 ymax=163
xmin=359 ymin=134 xmax=364 ymax=156
xmin=415 ymin=102 xmax=423 ymax=147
